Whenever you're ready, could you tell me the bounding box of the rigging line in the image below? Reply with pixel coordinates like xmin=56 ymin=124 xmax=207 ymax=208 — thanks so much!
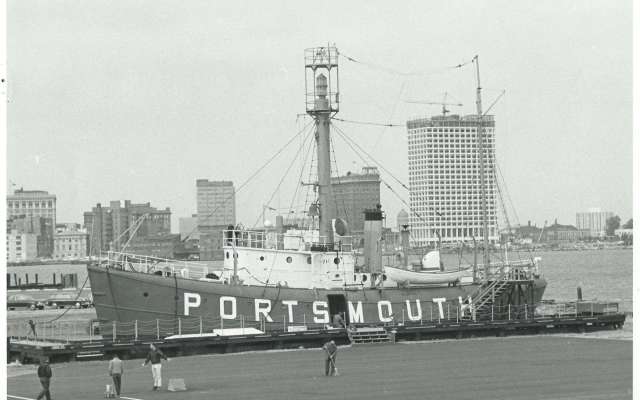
xmin=496 ymin=161 xmax=521 ymax=228
xmin=329 ymin=134 xmax=349 ymax=222
xmin=331 ymin=128 xmax=436 ymax=231
xmin=331 ymin=124 xmax=429 ymax=221
xmin=493 ymin=164 xmax=512 ymax=235
xmin=43 ymin=213 xmax=98 ymax=323
xmin=338 ymin=50 xmax=474 ymax=77
xmin=483 ymin=90 xmax=506 ymax=117
xmin=182 ymin=118 xmax=315 ymax=241
xmin=303 ymin=138 xmax=318 ymax=227
xmin=336 ymin=121 xmax=461 ymax=249
xmin=288 ymin=125 xmax=316 ymax=217
xmin=252 ymin=125 xmax=316 ymax=228
xmin=43 ymin=275 xmax=91 ymax=323
xmin=332 ymin=122 xmax=409 ymax=191
xmin=109 ymin=213 xmax=147 ymax=247
xmin=380 ymin=179 xmax=430 ymax=226
xmin=372 ymin=79 xmax=408 ymax=150
xmin=331 ymin=117 xmax=404 ymax=128
xmin=496 ymin=90 xmax=522 ymax=232
xmin=120 ymin=214 xmax=148 ymax=253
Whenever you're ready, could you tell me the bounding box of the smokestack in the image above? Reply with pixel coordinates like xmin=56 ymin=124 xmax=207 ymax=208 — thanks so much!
xmin=364 ymin=205 xmax=384 ymax=275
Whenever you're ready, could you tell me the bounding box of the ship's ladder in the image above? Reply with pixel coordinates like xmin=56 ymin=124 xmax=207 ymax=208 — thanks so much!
xmin=471 ymin=279 xmax=511 ymax=317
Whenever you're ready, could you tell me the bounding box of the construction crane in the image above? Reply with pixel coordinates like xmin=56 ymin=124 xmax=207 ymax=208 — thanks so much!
xmin=405 ymin=92 xmax=463 ymax=116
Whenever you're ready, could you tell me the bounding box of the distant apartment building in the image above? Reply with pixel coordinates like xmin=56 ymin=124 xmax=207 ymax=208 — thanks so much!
xmin=6 ymin=230 xmax=38 ymax=262
xmin=329 ymin=167 xmax=381 ymax=239
xmin=197 ymin=180 xmax=235 ymax=261
xmin=407 ymin=114 xmax=498 ymax=246
xmin=83 ymin=200 xmax=171 ymax=255
xmin=53 ymin=224 xmax=88 ymax=259
xmin=83 ymin=203 xmax=113 ymax=254
xmin=7 ymin=189 xmax=57 ymax=227
xmin=197 ymin=180 xmax=235 ymax=227
xmin=576 ymin=208 xmax=614 ymax=238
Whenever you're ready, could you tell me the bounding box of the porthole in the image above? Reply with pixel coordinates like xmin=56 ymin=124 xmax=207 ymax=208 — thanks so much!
xmin=382 ymin=274 xmax=387 ymax=281
xmin=334 ymin=274 xmax=340 ymax=278
xmin=362 ymin=275 xmax=368 ymax=282
xmin=143 ymin=292 xmax=149 ymax=297
xmin=260 ymin=256 xmax=265 ymax=261
xmin=286 ymin=256 xmax=292 ymax=263
xmin=333 ymin=257 xmax=340 ymax=265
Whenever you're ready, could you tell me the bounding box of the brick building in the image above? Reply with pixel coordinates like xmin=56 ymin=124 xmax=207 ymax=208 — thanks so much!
xmin=84 ymin=200 xmax=171 ymax=255
xmin=329 ymin=167 xmax=381 ymax=241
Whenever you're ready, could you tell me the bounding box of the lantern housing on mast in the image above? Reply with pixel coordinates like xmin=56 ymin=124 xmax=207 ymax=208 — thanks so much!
xmin=305 ymin=46 xmax=339 ymax=114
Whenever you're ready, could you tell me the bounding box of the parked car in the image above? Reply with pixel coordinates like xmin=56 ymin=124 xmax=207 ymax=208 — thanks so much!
xmin=7 ymin=294 xmax=45 ymax=310
xmin=46 ymin=293 xmax=92 ymax=309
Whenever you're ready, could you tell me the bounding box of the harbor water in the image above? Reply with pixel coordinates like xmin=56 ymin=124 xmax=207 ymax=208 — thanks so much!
xmin=442 ymin=247 xmax=633 ymax=340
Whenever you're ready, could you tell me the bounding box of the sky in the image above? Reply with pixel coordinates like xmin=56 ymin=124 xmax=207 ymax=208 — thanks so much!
xmin=6 ymin=0 xmax=633 ymax=232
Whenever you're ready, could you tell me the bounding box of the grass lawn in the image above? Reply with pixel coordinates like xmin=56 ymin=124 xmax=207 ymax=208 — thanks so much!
xmin=7 ymin=335 xmax=632 ymax=400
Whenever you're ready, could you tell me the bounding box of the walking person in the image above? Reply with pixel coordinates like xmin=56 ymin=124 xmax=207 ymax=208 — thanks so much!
xmin=142 ymin=344 xmax=169 ymax=390
xmin=322 ymin=340 xmax=338 ymax=376
xmin=108 ymin=354 xmax=124 ymax=398
xmin=28 ymin=319 xmax=37 ymax=339
xmin=36 ymin=358 xmax=52 ymax=400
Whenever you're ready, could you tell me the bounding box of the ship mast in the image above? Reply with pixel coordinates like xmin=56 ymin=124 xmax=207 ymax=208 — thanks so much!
xmin=473 ymin=55 xmax=490 ymax=279
xmin=305 ymin=46 xmax=340 ymax=245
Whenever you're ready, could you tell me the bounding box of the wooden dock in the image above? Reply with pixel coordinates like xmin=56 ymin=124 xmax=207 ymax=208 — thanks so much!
xmin=8 ymin=311 xmax=626 ymax=364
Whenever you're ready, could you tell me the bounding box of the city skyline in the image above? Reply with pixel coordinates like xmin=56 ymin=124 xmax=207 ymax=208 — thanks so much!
xmin=6 ymin=1 xmax=633 ymax=234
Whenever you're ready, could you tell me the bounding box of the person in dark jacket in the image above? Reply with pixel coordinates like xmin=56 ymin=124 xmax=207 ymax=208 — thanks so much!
xmin=36 ymin=358 xmax=52 ymax=400
xmin=142 ymin=344 xmax=169 ymax=390
xmin=28 ymin=319 xmax=37 ymax=339
xmin=332 ymin=313 xmax=346 ymax=328
xmin=322 ymin=340 xmax=338 ymax=376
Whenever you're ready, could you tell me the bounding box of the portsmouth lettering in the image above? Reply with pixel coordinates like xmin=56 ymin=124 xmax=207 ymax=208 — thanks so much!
xmin=183 ymin=293 xmax=474 ymax=323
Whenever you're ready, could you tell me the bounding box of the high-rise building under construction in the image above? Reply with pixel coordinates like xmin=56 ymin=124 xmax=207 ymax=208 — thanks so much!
xmin=406 ymin=114 xmax=498 ymax=247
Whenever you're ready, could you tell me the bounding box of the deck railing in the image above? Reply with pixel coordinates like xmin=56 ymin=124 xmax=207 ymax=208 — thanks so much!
xmin=104 ymin=251 xmax=222 ymax=281
xmin=223 ymin=229 xmax=353 ymax=252
xmin=480 ymin=258 xmax=541 ymax=282
xmin=8 ymin=301 xmax=621 ymax=344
